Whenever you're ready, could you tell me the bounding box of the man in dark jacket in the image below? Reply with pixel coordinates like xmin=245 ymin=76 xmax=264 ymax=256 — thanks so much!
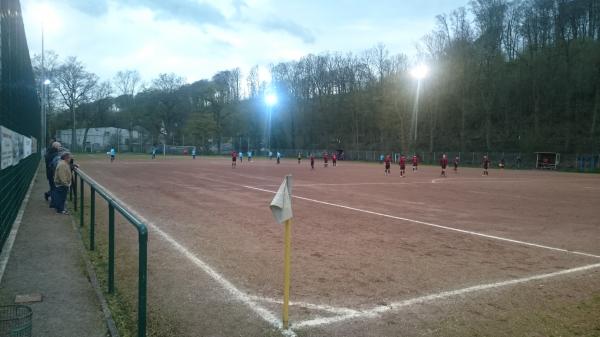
xmin=44 ymin=141 xmax=61 ymax=201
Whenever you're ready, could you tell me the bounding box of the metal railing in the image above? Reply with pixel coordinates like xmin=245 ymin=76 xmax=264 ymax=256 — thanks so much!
xmin=73 ymin=168 xmax=148 ymax=337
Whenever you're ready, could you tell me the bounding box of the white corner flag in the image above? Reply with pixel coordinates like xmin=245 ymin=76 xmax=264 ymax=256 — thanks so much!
xmin=270 ymin=175 xmax=293 ymax=224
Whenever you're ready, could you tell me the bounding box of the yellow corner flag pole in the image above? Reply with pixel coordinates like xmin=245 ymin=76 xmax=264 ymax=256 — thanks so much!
xmin=282 ymin=218 xmax=292 ymax=329
xmin=270 ymin=175 xmax=293 ymax=330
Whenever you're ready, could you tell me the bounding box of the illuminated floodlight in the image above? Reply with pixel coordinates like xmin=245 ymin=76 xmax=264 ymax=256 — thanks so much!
xmin=43 ymin=79 xmax=51 ymax=85
xmin=410 ymin=64 xmax=429 ymax=80
xmin=265 ymin=93 xmax=278 ymax=106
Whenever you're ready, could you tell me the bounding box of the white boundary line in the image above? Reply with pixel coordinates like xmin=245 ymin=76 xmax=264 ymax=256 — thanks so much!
xmin=147 ymin=222 xmax=296 ymax=336
xmin=247 ymin=295 xmax=359 ymax=315
xmin=291 ymin=262 xmax=600 ymax=329
xmin=242 ymin=185 xmax=600 ymax=260
xmin=0 ymin=167 xmax=38 ymax=284
xmin=78 ymin=173 xmax=298 ymax=337
xmin=252 ymin=178 xmax=533 ymax=188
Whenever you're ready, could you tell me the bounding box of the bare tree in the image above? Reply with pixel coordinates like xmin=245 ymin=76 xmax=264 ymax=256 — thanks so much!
xmin=80 ymin=81 xmax=113 ymax=150
xmin=113 ymin=69 xmax=141 ymax=97
xmin=152 ymin=73 xmax=185 ymax=93
xmin=54 ymin=57 xmax=98 ymax=151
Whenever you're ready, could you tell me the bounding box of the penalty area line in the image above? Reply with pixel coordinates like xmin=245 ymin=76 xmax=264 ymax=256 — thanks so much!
xmin=242 ymin=185 xmax=600 ymax=260
xmin=291 ymin=262 xmax=600 ymax=329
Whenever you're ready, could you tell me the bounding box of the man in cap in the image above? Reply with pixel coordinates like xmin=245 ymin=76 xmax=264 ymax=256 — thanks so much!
xmin=53 ymin=151 xmax=73 ymax=214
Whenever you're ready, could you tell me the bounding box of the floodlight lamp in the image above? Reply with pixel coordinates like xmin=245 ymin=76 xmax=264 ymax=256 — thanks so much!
xmin=43 ymin=79 xmax=51 ymax=85
xmin=265 ymin=93 xmax=278 ymax=106
xmin=410 ymin=64 xmax=429 ymax=80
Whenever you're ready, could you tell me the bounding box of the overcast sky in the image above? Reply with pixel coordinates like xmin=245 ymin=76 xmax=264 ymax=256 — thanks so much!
xmin=22 ymin=0 xmax=467 ymax=84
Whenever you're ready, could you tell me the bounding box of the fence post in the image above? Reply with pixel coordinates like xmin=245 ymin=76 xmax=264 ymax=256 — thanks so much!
xmin=80 ymin=176 xmax=84 ymax=227
xmin=138 ymin=229 xmax=148 ymax=337
xmin=108 ymin=203 xmax=115 ymax=294
xmin=90 ymin=187 xmax=95 ymax=251
xmin=70 ymin=173 xmax=74 ymax=202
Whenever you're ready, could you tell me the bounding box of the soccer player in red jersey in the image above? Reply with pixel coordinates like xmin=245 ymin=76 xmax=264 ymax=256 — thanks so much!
xmin=323 ymin=152 xmax=329 ymax=167
xmin=453 ymin=155 xmax=459 ymax=173
xmin=440 ymin=153 xmax=448 ymax=177
xmin=310 ymin=153 xmax=315 ymax=170
xmin=399 ymin=155 xmax=406 ymax=177
xmin=412 ymin=155 xmax=418 ymax=172
xmin=332 ymin=153 xmax=337 ymax=167
xmin=384 ymin=154 xmax=391 ymax=176
xmin=231 ymin=151 xmax=237 ymax=168
xmin=482 ymin=155 xmax=490 ymax=176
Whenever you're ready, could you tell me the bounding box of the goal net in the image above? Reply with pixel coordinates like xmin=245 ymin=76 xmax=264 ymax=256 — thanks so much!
xmin=162 ymin=145 xmax=197 ymax=155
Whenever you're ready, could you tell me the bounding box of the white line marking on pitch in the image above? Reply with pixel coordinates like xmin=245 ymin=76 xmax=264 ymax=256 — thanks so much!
xmin=247 ymin=295 xmax=359 ymax=315
xmin=77 ymin=173 xmax=298 ymax=337
xmin=291 ymin=262 xmax=600 ymax=329
xmin=431 ymin=178 xmax=530 ymax=184
xmin=242 ymin=185 xmax=600 ymax=260
xmin=255 ymin=179 xmax=532 ymax=188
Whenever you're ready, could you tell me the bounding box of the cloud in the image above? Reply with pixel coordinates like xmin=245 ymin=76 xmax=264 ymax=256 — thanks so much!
xmin=56 ymin=0 xmax=227 ymax=27
xmin=123 ymin=0 xmax=227 ymax=27
xmin=260 ymin=18 xmax=316 ymax=44
xmin=232 ymin=0 xmax=247 ymax=18
xmin=58 ymin=0 xmax=109 ymax=16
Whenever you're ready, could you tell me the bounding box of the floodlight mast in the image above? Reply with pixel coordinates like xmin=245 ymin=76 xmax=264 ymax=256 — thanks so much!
xmin=265 ymin=93 xmax=278 ymax=151
xmin=410 ymin=64 xmax=429 ymax=148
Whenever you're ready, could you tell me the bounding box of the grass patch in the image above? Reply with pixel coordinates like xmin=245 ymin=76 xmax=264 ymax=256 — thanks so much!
xmin=72 ymin=193 xmax=183 ymax=337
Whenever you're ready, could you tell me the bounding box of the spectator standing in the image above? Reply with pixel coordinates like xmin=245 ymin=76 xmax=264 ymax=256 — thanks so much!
xmin=53 ymin=152 xmax=73 ymax=214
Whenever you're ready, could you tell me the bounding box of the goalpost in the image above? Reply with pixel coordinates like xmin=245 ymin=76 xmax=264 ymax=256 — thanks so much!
xmin=535 ymin=152 xmax=559 ymax=169
xmin=162 ymin=145 xmax=197 ymax=156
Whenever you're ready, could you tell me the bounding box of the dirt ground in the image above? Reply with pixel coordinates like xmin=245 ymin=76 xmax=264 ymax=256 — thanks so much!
xmin=75 ymin=154 xmax=600 ymax=337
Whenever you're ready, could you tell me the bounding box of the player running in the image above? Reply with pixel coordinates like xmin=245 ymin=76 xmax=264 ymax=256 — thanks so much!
xmin=453 ymin=155 xmax=459 ymax=173
xmin=310 ymin=153 xmax=315 ymax=170
xmin=412 ymin=154 xmax=418 ymax=172
xmin=192 ymin=148 xmax=197 ymax=159
xmin=297 ymin=152 xmax=302 ymax=164
xmin=231 ymin=151 xmax=237 ymax=168
xmin=440 ymin=153 xmax=448 ymax=177
xmin=384 ymin=154 xmax=391 ymax=175
xmin=323 ymin=151 xmax=329 ymax=167
xmin=110 ymin=148 xmax=116 ymax=163
xmin=482 ymin=155 xmax=490 ymax=176
xmin=332 ymin=153 xmax=337 ymax=167
xmin=399 ymin=155 xmax=406 ymax=177
xmin=248 ymin=151 xmax=252 ymax=162
xmin=276 ymin=151 xmax=281 ymax=164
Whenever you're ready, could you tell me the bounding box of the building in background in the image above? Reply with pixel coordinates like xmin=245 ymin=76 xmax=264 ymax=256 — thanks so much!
xmin=56 ymin=127 xmax=141 ymax=152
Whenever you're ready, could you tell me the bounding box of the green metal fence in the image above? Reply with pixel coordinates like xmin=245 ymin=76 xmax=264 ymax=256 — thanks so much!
xmin=0 ymin=0 xmax=42 ymax=251
xmin=73 ymin=168 xmax=148 ymax=337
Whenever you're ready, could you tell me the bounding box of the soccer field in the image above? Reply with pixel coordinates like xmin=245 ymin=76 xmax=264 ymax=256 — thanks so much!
xmin=76 ymin=154 xmax=600 ymax=337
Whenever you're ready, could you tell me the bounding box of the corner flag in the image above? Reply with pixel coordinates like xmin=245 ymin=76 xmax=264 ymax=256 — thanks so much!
xmin=270 ymin=175 xmax=293 ymax=224
xmin=269 ymin=175 xmax=294 ymax=329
